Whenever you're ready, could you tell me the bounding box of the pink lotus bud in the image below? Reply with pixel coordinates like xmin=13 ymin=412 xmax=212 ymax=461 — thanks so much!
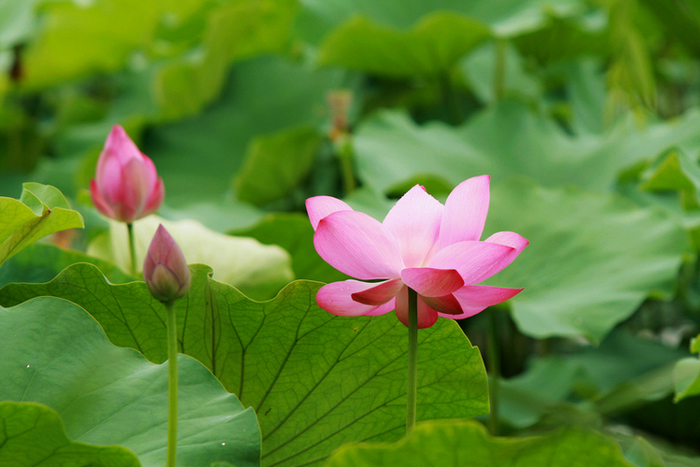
xmin=143 ymin=225 xmax=191 ymax=303
xmin=90 ymin=125 xmax=165 ymax=223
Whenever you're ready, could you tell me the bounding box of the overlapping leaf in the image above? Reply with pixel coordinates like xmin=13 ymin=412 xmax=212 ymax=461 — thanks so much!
xmin=0 ymin=297 xmax=260 ymax=467
xmin=0 ymin=264 xmax=488 ymax=467
xmin=324 ymin=419 xmax=633 ymax=467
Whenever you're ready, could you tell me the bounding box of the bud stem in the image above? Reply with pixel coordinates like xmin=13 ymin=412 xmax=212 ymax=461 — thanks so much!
xmin=165 ymin=300 xmax=178 ymax=467
xmin=127 ymin=223 xmax=137 ymax=277
xmin=406 ymin=287 xmax=418 ymax=434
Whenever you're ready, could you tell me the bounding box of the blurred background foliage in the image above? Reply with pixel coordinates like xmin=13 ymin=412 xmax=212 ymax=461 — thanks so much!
xmin=3 ymin=0 xmax=700 ymax=464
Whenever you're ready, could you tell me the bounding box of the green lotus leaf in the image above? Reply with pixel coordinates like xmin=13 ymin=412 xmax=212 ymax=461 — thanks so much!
xmin=484 ymin=178 xmax=689 ymax=341
xmin=0 ymin=296 xmax=260 ymax=467
xmin=0 ymin=265 xmax=488 ymax=467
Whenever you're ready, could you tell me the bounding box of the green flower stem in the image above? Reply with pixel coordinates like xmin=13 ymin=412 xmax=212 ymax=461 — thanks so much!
xmin=487 ymin=307 xmax=501 ymax=435
xmin=406 ymin=287 xmax=418 ymax=434
xmin=127 ymin=223 xmax=137 ymax=277
xmin=165 ymin=300 xmax=178 ymax=467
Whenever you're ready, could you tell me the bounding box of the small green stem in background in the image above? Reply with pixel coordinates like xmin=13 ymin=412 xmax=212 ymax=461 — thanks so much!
xmin=440 ymin=71 xmax=464 ymax=125
xmin=406 ymin=287 xmax=418 ymax=434
xmin=487 ymin=307 xmax=501 ymax=435
xmin=165 ymin=300 xmax=178 ymax=467
xmin=493 ymin=38 xmax=507 ymax=102
xmin=127 ymin=223 xmax=137 ymax=277
xmin=337 ymin=137 xmax=356 ymax=196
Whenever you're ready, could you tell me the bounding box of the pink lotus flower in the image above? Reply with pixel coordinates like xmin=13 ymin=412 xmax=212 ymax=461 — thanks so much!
xmin=307 ymin=175 xmax=527 ymax=328
xmin=143 ymin=225 xmax=191 ymax=303
xmin=90 ymin=125 xmax=165 ymax=223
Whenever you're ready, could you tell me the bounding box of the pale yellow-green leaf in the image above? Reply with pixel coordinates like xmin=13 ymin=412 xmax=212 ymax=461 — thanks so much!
xmin=87 ymin=215 xmax=293 ymax=299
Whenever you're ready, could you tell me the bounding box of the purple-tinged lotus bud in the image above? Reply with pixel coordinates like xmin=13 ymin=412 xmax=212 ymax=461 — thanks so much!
xmin=143 ymin=225 xmax=191 ymax=303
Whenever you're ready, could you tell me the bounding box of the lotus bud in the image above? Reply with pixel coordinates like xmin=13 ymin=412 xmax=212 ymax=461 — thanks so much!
xmin=143 ymin=225 xmax=191 ymax=303
xmin=90 ymin=125 xmax=165 ymax=223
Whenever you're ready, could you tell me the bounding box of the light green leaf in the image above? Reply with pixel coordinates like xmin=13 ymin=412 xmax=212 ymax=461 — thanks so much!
xmin=0 ymin=183 xmax=84 ymax=267
xmin=323 ymin=419 xmax=633 ymax=467
xmin=234 ymin=125 xmax=323 ymax=205
xmin=230 ymin=212 xmax=348 ymax=283
xmin=0 ymin=265 xmax=489 ymax=467
xmin=0 ymin=402 xmax=140 ymax=467
xmin=484 ymin=178 xmax=689 ymax=341
xmin=87 ymin=215 xmax=293 ymax=300
xmin=318 ymin=12 xmax=490 ymax=77
xmin=0 ymin=297 xmax=261 ymax=467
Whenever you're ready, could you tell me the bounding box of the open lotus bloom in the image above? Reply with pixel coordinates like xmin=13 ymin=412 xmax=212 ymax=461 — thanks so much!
xmin=306 ymin=175 xmax=527 ymax=328
xmin=90 ymin=125 xmax=165 ymax=223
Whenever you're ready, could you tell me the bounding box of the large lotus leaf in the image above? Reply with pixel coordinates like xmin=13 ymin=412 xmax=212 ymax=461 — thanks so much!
xmin=0 ymin=402 xmax=141 ymax=467
xmin=353 ymin=103 xmax=700 ymax=195
xmin=323 ymin=419 xmax=633 ymax=467
xmin=145 ymin=56 xmax=346 ymax=206
xmin=317 ymin=12 xmax=490 ymax=77
xmin=0 ymin=182 xmax=84 ymax=267
xmin=87 ymin=215 xmax=293 ymax=301
xmin=234 ymin=125 xmax=323 ymax=205
xmin=0 ymin=297 xmax=261 ymax=467
xmin=296 ymin=0 xmax=585 ymax=45
xmin=482 ymin=178 xmax=689 ymax=341
xmin=230 ymin=212 xmax=348 ymax=283
xmin=0 ymin=264 xmax=489 ymax=467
